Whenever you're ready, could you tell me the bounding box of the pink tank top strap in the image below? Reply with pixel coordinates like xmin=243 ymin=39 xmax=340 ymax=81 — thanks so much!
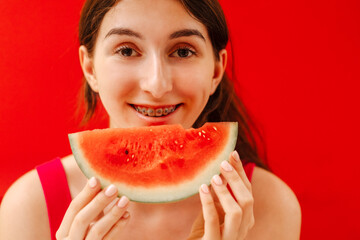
xmin=36 ymin=158 xmax=72 ymax=240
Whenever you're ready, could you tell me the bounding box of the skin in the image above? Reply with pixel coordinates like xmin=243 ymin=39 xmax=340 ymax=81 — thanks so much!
xmin=0 ymin=0 xmax=302 ymax=239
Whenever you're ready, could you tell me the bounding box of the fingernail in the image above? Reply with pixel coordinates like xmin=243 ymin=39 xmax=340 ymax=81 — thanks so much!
xmin=123 ymin=211 xmax=130 ymax=219
xmin=212 ymin=175 xmax=223 ymax=185
xmin=221 ymin=161 xmax=233 ymax=171
xmin=88 ymin=177 xmax=97 ymax=188
xmin=200 ymin=184 xmax=210 ymax=194
xmin=117 ymin=196 xmax=129 ymax=208
xmin=232 ymin=151 xmax=240 ymax=162
xmin=105 ymin=185 xmax=117 ymax=197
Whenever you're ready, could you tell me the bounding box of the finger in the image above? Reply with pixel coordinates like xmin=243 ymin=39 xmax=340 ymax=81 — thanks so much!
xmin=57 ymin=177 xmax=101 ymax=238
xmin=199 ymin=184 xmax=221 ymax=240
xmin=220 ymin=160 xmax=252 ymax=208
xmin=86 ymin=196 xmax=130 ymax=240
xmin=104 ymin=211 xmax=131 ymax=239
xmin=220 ymin=160 xmax=255 ymax=239
xmin=68 ymin=184 xmax=119 ymax=239
xmin=103 ymin=197 xmax=120 ymax=215
xmin=209 ymin=185 xmax=225 ymax=224
xmin=211 ymin=175 xmax=242 ymax=240
xmin=230 ymin=151 xmax=252 ymax=192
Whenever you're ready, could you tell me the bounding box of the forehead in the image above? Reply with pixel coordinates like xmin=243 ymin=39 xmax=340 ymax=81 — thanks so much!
xmin=98 ymin=0 xmax=210 ymax=41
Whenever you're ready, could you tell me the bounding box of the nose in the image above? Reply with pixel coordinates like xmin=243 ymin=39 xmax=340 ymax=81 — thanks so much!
xmin=139 ymin=54 xmax=173 ymax=99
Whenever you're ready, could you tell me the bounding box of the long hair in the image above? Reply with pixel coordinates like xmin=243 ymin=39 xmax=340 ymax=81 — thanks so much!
xmin=78 ymin=0 xmax=268 ymax=169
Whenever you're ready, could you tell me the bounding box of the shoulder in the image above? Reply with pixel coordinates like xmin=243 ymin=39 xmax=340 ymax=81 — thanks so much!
xmin=0 ymin=169 xmax=51 ymax=239
xmin=247 ymin=166 xmax=302 ymax=239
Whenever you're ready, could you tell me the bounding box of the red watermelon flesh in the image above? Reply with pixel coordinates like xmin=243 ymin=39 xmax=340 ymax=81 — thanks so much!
xmin=69 ymin=122 xmax=238 ymax=203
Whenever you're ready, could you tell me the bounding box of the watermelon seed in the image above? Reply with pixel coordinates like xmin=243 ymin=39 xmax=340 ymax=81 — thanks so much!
xmin=198 ymin=132 xmax=202 ymax=136
xmin=180 ymin=145 xmax=183 ymax=149
xmin=174 ymin=140 xmax=178 ymax=144
xmin=132 ymin=154 xmax=135 ymax=159
xmin=207 ymin=138 xmax=211 ymax=141
xmin=125 ymin=149 xmax=129 ymax=155
xmin=202 ymin=135 xmax=206 ymax=138
xmin=213 ymin=126 xmax=217 ymax=131
xmin=126 ymin=158 xmax=130 ymax=162
xmin=202 ymin=130 xmax=206 ymax=134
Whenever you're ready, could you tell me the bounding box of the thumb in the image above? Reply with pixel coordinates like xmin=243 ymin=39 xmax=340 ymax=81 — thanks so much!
xmin=187 ymin=212 xmax=205 ymax=240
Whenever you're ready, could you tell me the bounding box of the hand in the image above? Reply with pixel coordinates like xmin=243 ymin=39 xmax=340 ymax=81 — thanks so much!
xmin=188 ymin=151 xmax=255 ymax=240
xmin=56 ymin=177 xmax=130 ymax=240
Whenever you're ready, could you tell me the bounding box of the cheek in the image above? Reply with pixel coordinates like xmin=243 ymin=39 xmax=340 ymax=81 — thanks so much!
xmin=173 ymin=63 xmax=214 ymax=98
xmin=96 ymin=60 xmax=138 ymax=99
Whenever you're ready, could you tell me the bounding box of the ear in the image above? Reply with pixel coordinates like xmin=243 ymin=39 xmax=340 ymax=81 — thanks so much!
xmin=210 ymin=49 xmax=227 ymax=95
xmin=79 ymin=45 xmax=99 ymax=92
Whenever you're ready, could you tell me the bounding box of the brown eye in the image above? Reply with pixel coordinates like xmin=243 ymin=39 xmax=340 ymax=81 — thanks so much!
xmin=177 ymin=48 xmax=191 ymax=57
xmin=171 ymin=46 xmax=196 ymax=58
xmin=121 ymin=48 xmax=134 ymax=56
xmin=115 ymin=46 xmax=139 ymax=57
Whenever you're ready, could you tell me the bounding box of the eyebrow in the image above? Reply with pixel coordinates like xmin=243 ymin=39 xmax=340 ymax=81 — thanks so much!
xmin=169 ymin=29 xmax=206 ymax=41
xmin=105 ymin=28 xmax=144 ymax=39
xmin=104 ymin=27 xmax=205 ymax=42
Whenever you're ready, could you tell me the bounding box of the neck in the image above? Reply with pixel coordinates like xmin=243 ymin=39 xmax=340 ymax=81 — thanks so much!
xmin=129 ymin=193 xmax=201 ymax=213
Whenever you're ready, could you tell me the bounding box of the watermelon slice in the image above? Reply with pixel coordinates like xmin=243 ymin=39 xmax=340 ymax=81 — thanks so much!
xmin=69 ymin=122 xmax=238 ymax=203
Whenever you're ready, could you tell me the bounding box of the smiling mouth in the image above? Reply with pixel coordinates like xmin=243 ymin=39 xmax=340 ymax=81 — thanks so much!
xmin=131 ymin=104 xmax=182 ymax=117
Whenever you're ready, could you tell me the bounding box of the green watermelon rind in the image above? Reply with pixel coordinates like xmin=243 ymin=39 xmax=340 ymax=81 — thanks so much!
xmin=69 ymin=122 xmax=238 ymax=203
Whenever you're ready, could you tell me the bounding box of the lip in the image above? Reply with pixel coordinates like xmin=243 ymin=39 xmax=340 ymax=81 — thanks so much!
xmin=128 ymin=103 xmax=182 ymax=125
xmin=131 ymin=104 xmax=178 ymax=109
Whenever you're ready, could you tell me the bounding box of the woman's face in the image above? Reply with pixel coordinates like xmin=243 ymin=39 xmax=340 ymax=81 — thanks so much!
xmin=80 ymin=0 xmax=226 ymax=129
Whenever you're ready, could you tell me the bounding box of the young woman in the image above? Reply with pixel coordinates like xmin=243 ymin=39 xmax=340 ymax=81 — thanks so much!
xmin=0 ymin=0 xmax=301 ymax=239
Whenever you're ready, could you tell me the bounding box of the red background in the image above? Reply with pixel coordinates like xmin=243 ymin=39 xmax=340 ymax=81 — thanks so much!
xmin=0 ymin=0 xmax=359 ymax=239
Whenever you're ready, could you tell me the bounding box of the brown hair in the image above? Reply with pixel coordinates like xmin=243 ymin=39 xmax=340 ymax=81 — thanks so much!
xmin=78 ymin=0 xmax=268 ymax=169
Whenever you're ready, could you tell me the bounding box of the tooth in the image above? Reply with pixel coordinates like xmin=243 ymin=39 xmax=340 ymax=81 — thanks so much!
xmin=155 ymin=108 xmax=163 ymax=117
xmin=135 ymin=105 xmax=178 ymax=117
xmin=141 ymin=107 xmax=148 ymax=115
xmin=163 ymin=108 xmax=169 ymax=115
xmin=148 ymin=108 xmax=155 ymax=117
